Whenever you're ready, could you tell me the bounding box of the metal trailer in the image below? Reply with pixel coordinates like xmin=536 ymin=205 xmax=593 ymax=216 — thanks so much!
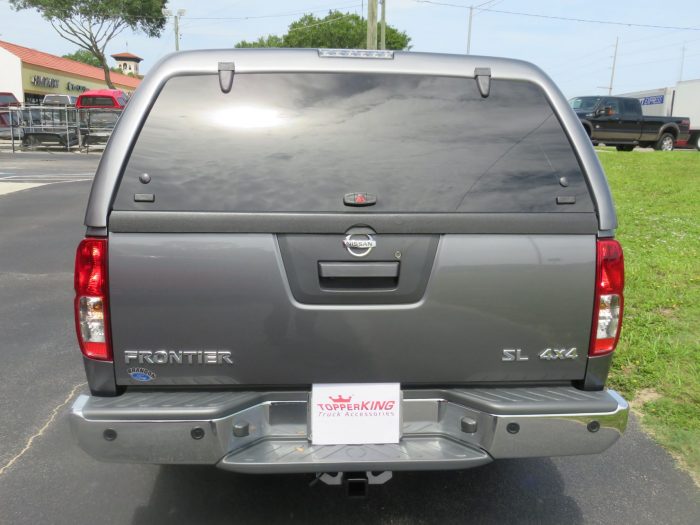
xmin=673 ymin=79 xmax=700 ymax=150
xmin=0 ymin=105 xmax=123 ymax=152
xmin=617 ymin=87 xmax=675 ymax=117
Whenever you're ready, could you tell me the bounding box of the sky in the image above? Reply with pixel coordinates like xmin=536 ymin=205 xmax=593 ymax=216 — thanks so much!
xmin=0 ymin=0 xmax=699 ymax=97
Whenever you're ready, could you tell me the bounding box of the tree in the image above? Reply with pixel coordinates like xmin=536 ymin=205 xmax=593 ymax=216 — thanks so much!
xmin=10 ymin=1 xmax=167 ymax=88
xmin=62 ymin=49 xmax=102 ymax=67
xmin=235 ymin=11 xmax=410 ymax=50
xmin=63 ymin=49 xmax=136 ymax=78
xmin=235 ymin=35 xmax=285 ymax=49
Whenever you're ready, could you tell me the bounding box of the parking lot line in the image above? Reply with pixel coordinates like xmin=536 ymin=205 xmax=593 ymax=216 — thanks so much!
xmin=0 ymin=383 xmax=85 ymax=476
xmin=0 ymin=182 xmax=48 ymax=196
xmin=0 ymin=173 xmax=94 ymax=180
xmin=0 ymin=172 xmax=93 ymax=195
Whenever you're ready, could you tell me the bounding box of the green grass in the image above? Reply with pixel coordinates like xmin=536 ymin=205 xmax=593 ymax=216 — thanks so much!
xmin=597 ymin=149 xmax=700 ymax=481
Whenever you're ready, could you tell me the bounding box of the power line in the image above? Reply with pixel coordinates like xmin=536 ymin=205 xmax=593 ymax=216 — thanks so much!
xmin=414 ymin=0 xmax=700 ymax=32
xmin=184 ymin=3 xmax=362 ymax=21
xmin=102 ymin=3 xmax=363 ymax=22
xmin=546 ymin=38 xmax=700 ymax=83
xmin=615 ymin=51 xmax=700 ymax=70
xmin=546 ymin=44 xmax=614 ymax=71
xmin=621 ymin=28 xmax=692 ymax=46
xmin=474 ymin=0 xmax=499 ymax=8
xmin=213 ymin=10 xmax=362 ymax=40
xmin=143 ymin=2 xmax=364 ymax=37
xmin=616 ymin=36 xmax=700 ymax=59
xmin=555 ymin=50 xmax=700 ymax=89
xmin=472 ymin=0 xmax=503 ymax=17
xmin=288 ymin=11 xmax=360 ymax=33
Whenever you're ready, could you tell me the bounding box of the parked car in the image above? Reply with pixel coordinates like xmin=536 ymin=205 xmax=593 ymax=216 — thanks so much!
xmin=70 ymin=49 xmax=628 ymax=492
xmin=0 ymin=92 xmax=21 ymax=107
xmin=40 ymin=95 xmax=78 ymax=127
xmin=570 ymin=95 xmax=690 ymax=150
xmin=0 ymin=92 xmax=22 ymax=139
xmin=0 ymin=108 xmax=22 ymax=140
xmin=76 ymin=89 xmax=125 ymax=147
xmin=21 ymin=104 xmax=80 ymax=149
xmin=42 ymin=94 xmax=77 ymax=106
xmin=76 ymin=89 xmax=127 ymax=109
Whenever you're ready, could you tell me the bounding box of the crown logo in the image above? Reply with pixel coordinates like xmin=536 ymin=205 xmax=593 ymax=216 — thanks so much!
xmin=329 ymin=395 xmax=352 ymax=403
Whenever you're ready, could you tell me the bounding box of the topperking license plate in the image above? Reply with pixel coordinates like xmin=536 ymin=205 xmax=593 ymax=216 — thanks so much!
xmin=310 ymin=383 xmax=401 ymax=445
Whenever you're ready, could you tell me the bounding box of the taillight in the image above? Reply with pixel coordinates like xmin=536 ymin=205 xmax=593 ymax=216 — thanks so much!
xmin=74 ymin=238 xmax=112 ymax=361
xmin=590 ymin=239 xmax=624 ymax=356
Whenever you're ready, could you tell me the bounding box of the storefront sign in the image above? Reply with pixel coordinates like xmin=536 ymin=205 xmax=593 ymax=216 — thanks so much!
xmin=67 ymin=82 xmax=88 ymax=92
xmin=31 ymin=75 xmax=59 ymax=88
xmin=22 ymin=65 xmax=137 ymax=98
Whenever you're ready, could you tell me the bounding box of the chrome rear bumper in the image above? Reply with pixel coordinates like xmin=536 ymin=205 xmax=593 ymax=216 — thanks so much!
xmin=69 ymin=387 xmax=628 ymax=473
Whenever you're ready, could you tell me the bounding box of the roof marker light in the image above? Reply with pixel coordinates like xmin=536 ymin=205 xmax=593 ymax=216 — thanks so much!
xmin=318 ymin=49 xmax=394 ymax=59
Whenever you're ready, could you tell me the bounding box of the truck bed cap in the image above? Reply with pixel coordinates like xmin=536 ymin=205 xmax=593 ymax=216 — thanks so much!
xmin=85 ymin=48 xmax=616 ymax=232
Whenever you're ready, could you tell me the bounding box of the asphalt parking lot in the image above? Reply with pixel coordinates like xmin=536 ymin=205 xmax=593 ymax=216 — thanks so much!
xmin=0 ymin=152 xmax=698 ymax=524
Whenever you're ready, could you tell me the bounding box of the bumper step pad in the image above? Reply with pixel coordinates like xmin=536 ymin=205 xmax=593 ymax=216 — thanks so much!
xmin=219 ymin=437 xmax=491 ymax=473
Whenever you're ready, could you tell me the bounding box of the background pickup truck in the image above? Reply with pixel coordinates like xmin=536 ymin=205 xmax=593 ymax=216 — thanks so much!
xmin=570 ymin=95 xmax=691 ymax=151
xmin=70 ymin=49 xmax=628 ymax=492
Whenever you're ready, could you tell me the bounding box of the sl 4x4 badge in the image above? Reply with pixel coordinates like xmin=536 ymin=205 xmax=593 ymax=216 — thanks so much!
xmin=502 ymin=348 xmax=529 ymax=361
xmin=502 ymin=347 xmax=579 ymax=362
xmin=539 ymin=347 xmax=578 ymax=360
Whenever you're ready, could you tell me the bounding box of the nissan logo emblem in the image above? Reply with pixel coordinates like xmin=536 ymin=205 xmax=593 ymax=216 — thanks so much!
xmin=343 ymin=234 xmax=377 ymax=257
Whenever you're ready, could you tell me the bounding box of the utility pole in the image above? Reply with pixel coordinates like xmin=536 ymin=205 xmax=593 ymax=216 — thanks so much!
xmin=608 ymin=36 xmax=619 ymax=95
xmin=367 ymin=0 xmax=378 ymax=50
xmin=162 ymin=8 xmax=186 ymax=51
xmin=679 ymin=43 xmax=686 ymax=81
xmin=380 ymin=0 xmax=387 ymax=50
xmin=467 ymin=5 xmax=473 ymax=54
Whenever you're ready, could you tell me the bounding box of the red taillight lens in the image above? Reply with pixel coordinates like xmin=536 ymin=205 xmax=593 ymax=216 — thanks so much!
xmin=590 ymin=239 xmax=624 ymax=356
xmin=75 ymin=239 xmax=107 ymax=295
xmin=74 ymin=238 xmax=112 ymax=361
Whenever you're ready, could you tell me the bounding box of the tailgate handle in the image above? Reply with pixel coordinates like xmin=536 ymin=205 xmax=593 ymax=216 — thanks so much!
xmin=318 ymin=262 xmax=399 ymax=279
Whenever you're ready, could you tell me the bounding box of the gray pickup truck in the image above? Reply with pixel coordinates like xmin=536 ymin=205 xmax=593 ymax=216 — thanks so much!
xmin=70 ymin=49 xmax=628 ymax=493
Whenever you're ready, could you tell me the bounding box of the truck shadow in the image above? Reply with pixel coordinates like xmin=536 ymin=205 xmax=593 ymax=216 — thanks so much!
xmin=131 ymin=458 xmax=582 ymax=524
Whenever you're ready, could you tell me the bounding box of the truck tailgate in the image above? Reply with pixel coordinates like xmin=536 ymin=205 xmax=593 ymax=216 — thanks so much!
xmin=109 ymin=232 xmax=595 ymax=385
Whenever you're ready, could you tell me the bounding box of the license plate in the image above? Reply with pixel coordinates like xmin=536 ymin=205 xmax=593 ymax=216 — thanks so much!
xmin=310 ymin=383 xmax=401 ymax=445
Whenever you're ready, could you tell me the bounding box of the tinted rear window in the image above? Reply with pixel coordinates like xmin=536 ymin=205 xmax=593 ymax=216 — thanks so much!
xmin=80 ymin=96 xmax=115 ymax=107
xmin=0 ymin=94 xmax=19 ymax=105
xmin=115 ymin=73 xmax=593 ymax=213
xmin=622 ymin=99 xmax=640 ymax=114
xmin=44 ymin=96 xmax=69 ymax=105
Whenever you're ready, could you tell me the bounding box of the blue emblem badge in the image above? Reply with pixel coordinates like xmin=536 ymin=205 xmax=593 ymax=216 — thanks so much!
xmin=127 ymin=367 xmax=156 ymax=382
